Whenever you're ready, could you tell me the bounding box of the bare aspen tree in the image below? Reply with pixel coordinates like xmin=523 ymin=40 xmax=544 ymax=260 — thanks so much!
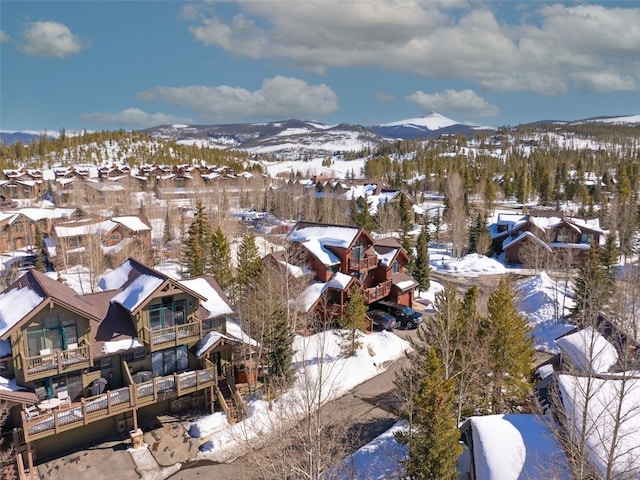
xmin=241 ymin=311 xmax=351 ymax=480
xmin=444 ymin=171 xmax=467 ymax=259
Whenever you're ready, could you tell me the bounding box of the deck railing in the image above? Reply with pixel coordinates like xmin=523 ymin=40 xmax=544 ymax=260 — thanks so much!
xmin=24 ymin=345 xmax=91 ymax=381
xmin=141 ymin=321 xmax=201 ymax=349
xmin=347 ymin=255 xmax=378 ymax=272
xmin=364 ymin=280 xmax=392 ymax=303
xmin=22 ymin=367 xmax=216 ymax=441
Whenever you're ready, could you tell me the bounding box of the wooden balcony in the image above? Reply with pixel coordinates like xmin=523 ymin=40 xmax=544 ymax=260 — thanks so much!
xmin=363 ymin=280 xmax=392 ymax=304
xmin=23 ymin=346 xmax=92 ymax=382
xmin=347 ymin=255 xmax=378 ymax=272
xmin=22 ymin=367 xmax=216 ymax=442
xmin=141 ymin=320 xmax=202 ymax=350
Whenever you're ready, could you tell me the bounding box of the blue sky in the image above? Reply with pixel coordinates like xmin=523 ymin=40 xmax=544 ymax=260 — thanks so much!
xmin=1 ymin=1 xmax=638 ymax=132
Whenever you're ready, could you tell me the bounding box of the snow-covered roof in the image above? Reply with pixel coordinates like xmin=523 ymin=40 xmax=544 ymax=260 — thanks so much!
xmin=288 ymin=224 xmax=360 ymax=266
xmin=112 ymin=216 xmax=150 ymax=232
xmin=556 ymin=327 xmax=619 ymax=373
xmin=298 ymin=272 xmax=354 ymax=313
xmin=0 ymin=286 xmax=44 ymax=338
xmin=503 ymin=231 xmax=552 ymax=251
xmin=195 ymin=331 xmax=238 ymax=357
xmin=111 ymin=274 xmax=164 ymax=312
xmin=558 ymin=374 xmax=640 ymax=478
xmin=467 ymin=414 xmax=570 ymax=480
xmin=102 ymin=338 xmax=143 ymax=354
xmin=99 ymin=261 xmax=133 ymax=290
xmin=180 ymin=277 xmax=233 ymax=318
xmin=54 ymin=219 xmax=116 ymax=238
xmin=225 ymin=319 xmax=259 ymax=347
xmin=375 ymin=248 xmax=397 ymax=267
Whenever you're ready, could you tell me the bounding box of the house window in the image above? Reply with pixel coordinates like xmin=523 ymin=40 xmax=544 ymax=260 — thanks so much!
xmin=202 ymin=317 xmax=222 ymax=332
xmin=327 ymin=289 xmax=341 ymax=304
xmin=109 ymin=234 xmax=120 ymax=241
xmin=151 ymin=345 xmax=188 ymax=377
xmin=580 ymin=233 xmax=594 ymax=244
xmin=351 ymin=241 xmax=366 ymax=260
xmin=26 ymin=317 xmax=78 ymax=357
xmin=556 ymin=231 xmax=572 ymax=243
xmin=148 ymin=298 xmax=187 ymax=330
xmin=392 ymin=261 xmax=400 ymax=274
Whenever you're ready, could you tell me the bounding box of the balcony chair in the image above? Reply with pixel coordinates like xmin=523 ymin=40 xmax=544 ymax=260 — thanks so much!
xmin=57 ymin=389 xmax=71 ymax=409
xmin=24 ymin=404 xmax=40 ymax=420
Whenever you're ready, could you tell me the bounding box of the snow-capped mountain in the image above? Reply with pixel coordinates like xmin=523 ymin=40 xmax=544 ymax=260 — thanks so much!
xmin=369 ymin=112 xmax=496 ymax=140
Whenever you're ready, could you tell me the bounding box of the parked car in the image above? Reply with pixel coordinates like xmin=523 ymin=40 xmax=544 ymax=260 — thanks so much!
xmin=367 ymin=310 xmax=397 ymax=331
xmin=373 ymin=300 xmax=423 ymax=329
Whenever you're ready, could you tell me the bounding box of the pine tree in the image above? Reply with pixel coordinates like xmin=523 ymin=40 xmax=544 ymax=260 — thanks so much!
xmin=163 ymin=208 xmax=174 ymax=244
xmin=235 ymin=232 xmax=262 ymax=301
xmin=210 ymin=226 xmax=233 ymax=291
xmin=571 ymin=241 xmax=611 ymax=326
xmin=395 ymin=349 xmax=462 ymax=480
xmin=183 ymin=202 xmax=214 ymax=277
xmin=600 ymin=231 xmax=618 ymax=272
xmin=413 ymin=225 xmax=431 ymax=292
xmin=265 ymin=306 xmax=295 ymax=390
xmin=33 ymin=227 xmax=46 ymax=272
xmin=337 ymin=285 xmax=369 ymax=357
xmin=398 ymin=192 xmax=413 ymax=241
xmin=481 ymin=278 xmax=534 ymax=413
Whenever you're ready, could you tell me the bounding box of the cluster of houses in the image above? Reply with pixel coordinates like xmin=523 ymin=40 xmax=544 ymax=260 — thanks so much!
xmin=0 ymin=205 xmax=154 ymax=271
xmin=0 ymin=220 xmax=421 ymax=477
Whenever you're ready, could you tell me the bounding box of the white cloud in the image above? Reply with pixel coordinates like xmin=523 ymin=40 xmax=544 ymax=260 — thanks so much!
xmin=138 ymin=76 xmax=338 ymax=121
xmin=0 ymin=30 xmax=10 ymax=42
xmin=375 ymin=92 xmax=396 ymax=103
xmin=79 ymin=109 xmax=193 ymax=128
xmin=407 ymin=89 xmax=499 ymax=118
xmin=184 ymin=1 xmax=640 ymax=94
xmin=18 ymin=21 xmax=90 ymax=58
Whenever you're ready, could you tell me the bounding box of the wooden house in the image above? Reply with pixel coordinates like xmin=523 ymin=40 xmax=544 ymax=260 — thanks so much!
xmin=0 ymin=258 xmax=247 ymax=471
xmin=286 ymin=222 xmax=417 ymax=322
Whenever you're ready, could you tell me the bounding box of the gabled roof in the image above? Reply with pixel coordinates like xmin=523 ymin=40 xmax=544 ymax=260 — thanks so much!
xmin=391 ymin=272 xmax=418 ymax=292
xmin=100 ymin=258 xmax=205 ymax=314
xmin=503 ymin=231 xmax=553 ymax=251
xmin=556 ymin=326 xmax=618 ymax=373
xmin=287 ymin=222 xmax=367 ymax=266
xmin=299 ymin=272 xmax=355 ymax=313
xmin=180 ymin=275 xmax=234 ymax=320
xmin=0 ymin=268 xmax=103 ymax=340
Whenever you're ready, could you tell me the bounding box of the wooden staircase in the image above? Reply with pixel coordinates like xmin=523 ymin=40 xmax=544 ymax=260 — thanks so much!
xmin=217 ymin=380 xmax=242 ymax=424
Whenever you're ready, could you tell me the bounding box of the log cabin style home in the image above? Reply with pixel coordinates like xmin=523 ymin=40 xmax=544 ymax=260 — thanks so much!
xmin=285 ymin=222 xmax=418 ymax=323
xmin=0 ymin=258 xmax=249 ymax=474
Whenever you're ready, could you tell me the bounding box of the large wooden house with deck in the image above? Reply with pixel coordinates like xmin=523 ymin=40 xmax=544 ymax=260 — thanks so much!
xmin=285 ymin=222 xmax=418 ymax=323
xmin=0 ymin=258 xmax=249 ymax=475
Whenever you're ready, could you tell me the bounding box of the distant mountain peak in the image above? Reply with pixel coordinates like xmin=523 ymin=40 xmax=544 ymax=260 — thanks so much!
xmin=377 ymin=112 xmax=459 ymax=130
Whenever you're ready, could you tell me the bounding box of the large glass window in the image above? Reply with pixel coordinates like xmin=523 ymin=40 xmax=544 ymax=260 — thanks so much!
xmin=151 ymin=345 xmax=188 ymax=376
xmin=26 ymin=316 xmax=78 ymax=357
xmin=148 ymin=298 xmax=187 ymax=330
xmin=351 ymin=241 xmax=366 ymax=260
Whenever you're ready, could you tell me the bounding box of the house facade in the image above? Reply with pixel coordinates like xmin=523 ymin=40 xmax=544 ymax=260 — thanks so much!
xmin=286 ymin=222 xmax=418 ymax=323
xmin=490 ymin=212 xmax=607 ymax=267
xmin=0 ymin=259 xmax=245 ymax=473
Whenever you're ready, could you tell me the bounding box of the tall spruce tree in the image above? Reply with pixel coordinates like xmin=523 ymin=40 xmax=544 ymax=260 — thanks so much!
xmin=395 ymin=348 xmax=462 ymax=480
xmin=398 ymin=192 xmax=413 ymax=241
xmin=265 ymin=306 xmax=295 ymax=390
xmin=413 ymin=225 xmax=431 ymax=292
xmin=210 ymin=226 xmax=233 ymax=291
xmin=481 ymin=277 xmax=534 ymax=413
xmin=571 ymin=241 xmax=611 ymax=326
xmin=235 ymin=232 xmax=262 ymax=301
xmin=337 ymin=285 xmax=369 ymax=357
xmin=183 ymin=203 xmax=214 ymax=277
